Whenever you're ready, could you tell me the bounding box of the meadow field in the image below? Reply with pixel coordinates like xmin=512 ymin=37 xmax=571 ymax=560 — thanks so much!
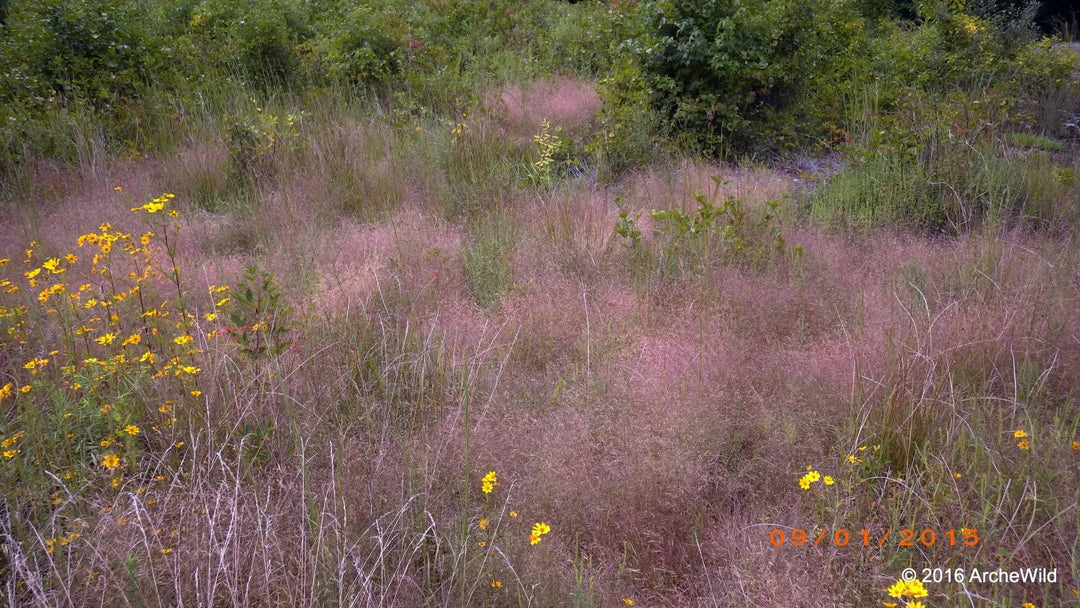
xmin=2 ymin=1 xmax=1080 ymax=606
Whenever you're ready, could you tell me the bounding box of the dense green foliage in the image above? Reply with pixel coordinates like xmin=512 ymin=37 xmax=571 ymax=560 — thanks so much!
xmin=0 ymin=0 xmax=622 ymax=175
xmin=0 ymin=0 xmax=1077 ymax=232
xmin=633 ymin=0 xmax=869 ymax=156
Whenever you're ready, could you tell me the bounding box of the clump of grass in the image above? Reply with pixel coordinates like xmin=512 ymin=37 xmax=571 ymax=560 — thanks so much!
xmin=168 ymin=143 xmax=230 ymax=213
xmin=463 ymin=215 xmax=516 ymax=309
xmin=811 ymin=142 xmax=1078 ymax=233
xmin=1004 ymin=132 xmax=1066 ymax=151
xmin=438 ymin=118 xmax=525 ymax=219
xmin=307 ymin=120 xmax=405 ymax=222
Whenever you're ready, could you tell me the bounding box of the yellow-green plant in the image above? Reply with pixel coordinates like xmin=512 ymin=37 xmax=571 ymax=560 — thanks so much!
xmin=0 ymin=193 xmax=201 ymax=530
xmin=529 ymin=118 xmax=576 ymax=188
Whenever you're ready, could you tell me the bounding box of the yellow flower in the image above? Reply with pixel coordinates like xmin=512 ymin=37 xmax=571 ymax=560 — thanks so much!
xmin=905 ymin=580 xmax=928 ymax=598
xmin=174 ymin=335 xmax=194 ymax=346
xmin=95 ymin=333 xmax=116 ymax=345
xmin=175 ymin=442 xmax=185 ymax=448
xmin=479 ymin=518 xmax=490 ymax=530
xmin=509 ymin=511 xmax=518 ymax=518
xmin=490 ymin=580 xmax=502 ymax=589
xmin=823 ymin=476 xmax=834 ymax=485
xmin=887 ymin=580 xmax=907 ymax=598
xmin=478 ymin=541 xmax=487 ymax=547
xmin=0 ymin=383 xmax=13 ymax=401
xmin=904 ymin=603 xmax=925 ymax=608
xmin=160 ymin=548 xmax=173 ymax=554
xmin=19 ymin=385 xmax=32 ymax=394
xmin=1022 ymin=603 xmax=1037 ymax=608
xmin=1017 ymin=440 xmax=1030 ymax=450
xmin=623 ymin=600 xmax=634 ymax=606
xmin=124 ymin=425 xmax=140 ymax=436
xmin=42 ymin=258 xmax=64 ymax=274
xmin=806 ymin=470 xmax=821 ymax=483
xmin=798 ymin=477 xmax=811 ymax=490
xmin=482 ymin=470 xmax=498 ymax=494
xmin=114 ymin=186 xmax=122 ymax=192
xmin=531 ymin=522 xmax=551 ymax=538
xmin=65 ymin=254 xmax=78 ymax=264
xmin=1071 ymin=441 xmax=1079 ymax=451
xmin=131 ymin=201 xmax=165 ymax=214
xmin=1014 ymin=429 xmax=1028 ymax=438
xmin=101 ymin=454 xmax=120 ymax=470
xmin=190 ymin=390 xmax=202 ymax=397
xmin=3 ymin=449 xmax=19 ymax=459
xmin=112 ymin=477 xmax=121 ymax=487
xmin=204 ymin=312 xmax=217 ymax=321
xmin=531 ymin=523 xmax=549 ymax=544
xmin=848 ymin=455 xmax=862 ymax=464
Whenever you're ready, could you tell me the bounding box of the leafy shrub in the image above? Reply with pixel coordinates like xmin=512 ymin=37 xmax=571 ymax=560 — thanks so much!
xmin=223 ymin=107 xmax=303 ymax=190
xmin=184 ymin=0 xmax=312 ymax=87
xmin=615 ymin=177 xmax=795 ymax=278
xmin=220 ymin=265 xmax=295 ymax=360
xmin=590 ymin=57 xmax=662 ymax=181
xmin=633 ymin=0 xmax=869 ymax=157
xmin=0 ymin=0 xmax=171 ymax=107
xmin=527 ymin=118 xmax=579 ymax=188
xmin=314 ymin=4 xmax=407 ymax=86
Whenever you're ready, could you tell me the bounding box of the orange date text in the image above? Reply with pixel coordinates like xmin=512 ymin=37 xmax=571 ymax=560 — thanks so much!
xmin=768 ymin=528 xmax=979 ymax=548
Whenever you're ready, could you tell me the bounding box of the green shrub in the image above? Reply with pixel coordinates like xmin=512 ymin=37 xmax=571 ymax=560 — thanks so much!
xmin=615 ymin=177 xmax=795 ymax=279
xmin=633 ymin=0 xmax=869 ymax=157
xmin=183 ymin=0 xmax=312 ymax=88
xmin=589 ymin=57 xmax=662 ymax=181
xmin=0 ymin=0 xmax=171 ymax=107
xmin=315 ymin=4 xmax=407 ymax=86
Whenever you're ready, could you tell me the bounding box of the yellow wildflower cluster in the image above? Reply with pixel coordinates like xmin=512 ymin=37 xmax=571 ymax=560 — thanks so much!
xmin=883 ymin=578 xmax=929 ymax=607
xmin=1 ymin=430 xmax=24 ymax=448
xmin=798 ymin=466 xmax=834 ymax=490
xmin=481 ymin=470 xmax=498 ymax=494
xmin=847 ymin=444 xmax=881 ymax=464
xmin=529 ymin=522 xmax=551 ymax=545
xmin=130 ymin=193 xmax=175 ymax=214
xmin=2 ymin=430 xmax=24 ymax=459
xmin=0 ymin=193 xmax=203 ymax=495
xmin=43 ymin=532 xmax=82 ymax=554
xmin=1014 ymin=429 xmax=1030 ymax=450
